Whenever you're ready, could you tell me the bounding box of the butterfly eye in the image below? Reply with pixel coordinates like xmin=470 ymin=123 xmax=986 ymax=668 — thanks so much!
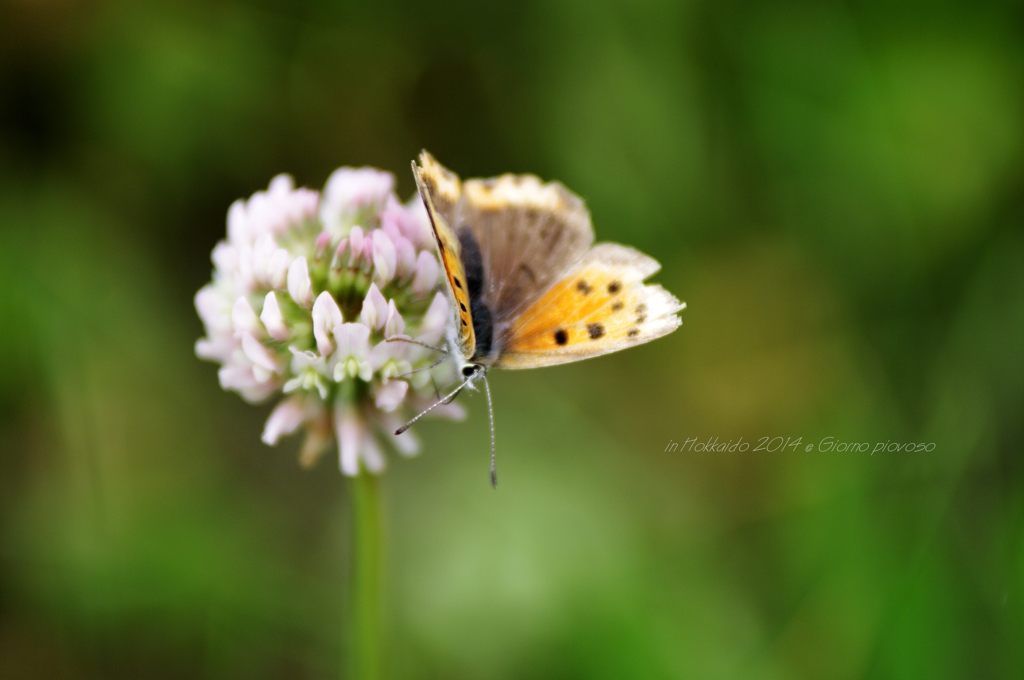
xmin=461 ymin=365 xmax=476 ymax=378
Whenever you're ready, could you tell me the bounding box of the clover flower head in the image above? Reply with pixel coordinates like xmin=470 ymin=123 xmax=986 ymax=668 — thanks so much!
xmin=196 ymin=168 xmax=463 ymax=474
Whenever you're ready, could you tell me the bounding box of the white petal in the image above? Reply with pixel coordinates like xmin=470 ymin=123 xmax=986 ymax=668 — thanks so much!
xmin=261 ymin=397 xmax=305 ymax=445
xmin=394 ymin=236 xmax=417 ymax=278
xmin=195 ymin=335 xmax=236 ymax=362
xmin=372 ymin=230 xmax=397 ymax=284
xmin=384 ymin=299 xmax=405 ymax=338
xmin=287 ymin=256 xmax=313 ymax=307
xmin=231 ymin=296 xmax=262 ymax=335
xmin=312 ymin=291 xmax=343 ymax=356
xmin=195 ymin=285 xmax=230 ymax=331
xmin=360 ymin=283 xmax=388 ymax=330
xmin=218 ymin=364 xmax=257 ymax=390
xmin=411 ymin=251 xmax=439 ymax=296
xmin=268 ymin=173 xmax=295 ymax=195
xmin=389 ymin=427 xmax=420 ymax=457
xmin=369 ymin=336 xmax=403 ymax=371
xmin=361 ymin=436 xmax=386 ymax=474
xmin=211 ymin=242 xmax=238 ymax=275
xmin=374 ymin=380 xmax=409 ymax=412
xmin=417 ymin=292 xmax=449 ymax=345
xmin=242 ymin=332 xmax=282 ymax=373
xmin=349 ymin=226 xmax=365 ymax=265
xmin=334 ymin=322 xmax=371 ymax=361
xmin=402 ymin=195 xmax=432 ymax=245
xmin=335 ymin=405 xmax=363 ymax=476
xmin=321 ymin=167 xmax=395 ymax=228
xmin=267 ymin=247 xmax=290 ymax=289
xmin=358 ymin=361 xmax=373 ymax=382
xmin=252 ymin=234 xmax=277 ymax=285
xmin=227 ymin=199 xmax=248 ymax=244
xmin=260 ymin=291 xmax=290 ymax=340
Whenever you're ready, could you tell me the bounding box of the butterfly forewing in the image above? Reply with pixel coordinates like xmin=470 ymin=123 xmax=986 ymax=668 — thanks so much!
xmin=495 ymin=244 xmax=684 ymax=369
xmin=412 ymin=154 xmax=475 ymax=359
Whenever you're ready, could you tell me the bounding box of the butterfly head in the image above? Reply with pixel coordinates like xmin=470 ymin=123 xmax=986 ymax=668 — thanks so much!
xmin=460 ymin=361 xmax=488 ymax=385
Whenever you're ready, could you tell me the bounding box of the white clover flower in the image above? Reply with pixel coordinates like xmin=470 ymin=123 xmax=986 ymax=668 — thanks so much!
xmin=195 ymin=169 xmax=464 ymax=475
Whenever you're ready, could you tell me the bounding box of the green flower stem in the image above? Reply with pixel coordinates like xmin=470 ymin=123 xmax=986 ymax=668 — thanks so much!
xmin=348 ymin=471 xmax=382 ymax=680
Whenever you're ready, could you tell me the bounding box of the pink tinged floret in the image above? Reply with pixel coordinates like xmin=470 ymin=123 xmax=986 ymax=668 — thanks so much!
xmin=335 ymin=404 xmax=364 ymax=476
xmin=360 ymin=283 xmax=389 ymax=331
xmin=195 ymin=335 xmax=237 ymax=363
xmin=211 ymin=242 xmax=238 ymax=276
xmin=218 ymin=363 xmax=278 ymax=403
xmin=299 ymin=410 xmax=332 ymax=468
xmin=267 ymin=173 xmax=294 ymax=197
xmin=261 ymin=396 xmax=306 ymax=445
xmin=348 ymin=226 xmax=365 ymax=266
xmin=411 ymin=251 xmax=439 ymax=297
xmin=315 ymin=230 xmax=332 ymax=254
xmin=195 ymin=286 xmax=230 ymax=331
xmin=361 ymin=435 xmax=386 ymax=474
xmin=227 ymin=199 xmax=248 ymax=245
xmin=394 ymin=235 xmax=417 ymax=278
xmin=232 ymin=296 xmax=262 ymax=336
xmin=312 ymin=291 xmax=344 ymax=356
xmin=417 ymin=292 xmax=449 ymax=345
xmin=382 ymin=194 xmax=431 ymax=248
xmin=374 ymin=379 xmax=408 ymax=413
xmin=384 ymin=299 xmax=405 ymax=338
xmin=372 ymin=230 xmax=398 ymax=284
xmin=287 ymin=256 xmax=313 ymax=308
xmin=252 ymin=234 xmax=290 ymax=289
xmin=332 ymin=238 xmax=348 ymax=268
xmin=261 ymin=291 xmax=289 ymax=340
xmin=332 ymin=323 xmax=373 ymax=382
xmin=323 ymin=167 xmax=395 ymax=213
xmin=368 ymin=339 xmax=412 ymax=384
xmin=284 ymin=347 xmax=329 ymax=399
xmin=241 ymin=332 xmax=283 ymax=377
xmin=386 ymin=421 xmax=420 ymax=456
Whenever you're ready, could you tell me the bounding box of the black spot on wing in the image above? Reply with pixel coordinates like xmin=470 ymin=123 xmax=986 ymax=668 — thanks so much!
xmin=554 ymin=329 xmax=568 ymax=345
xmin=587 ymin=323 xmax=605 ymax=339
xmin=608 ymin=281 xmax=621 ymax=294
xmin=517 ymin=262 xmax=537 ymax=282
xmin=576 ymin=280 xmax=593 ymax=295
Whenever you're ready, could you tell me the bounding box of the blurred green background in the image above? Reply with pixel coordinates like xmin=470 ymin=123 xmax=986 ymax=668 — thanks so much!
xmin=2 ymin=0 xmax=1022 ymax=678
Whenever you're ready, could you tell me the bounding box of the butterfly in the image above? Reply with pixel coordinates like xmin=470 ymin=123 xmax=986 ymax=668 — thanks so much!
xmin=396 ymin=151 xmax=686 ymax=485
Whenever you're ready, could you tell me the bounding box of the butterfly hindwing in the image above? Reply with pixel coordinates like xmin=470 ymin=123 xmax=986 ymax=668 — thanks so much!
xmin=412 ymin=153 xmax=475 ymax=358
xmin=495 ymin=244 xmax=684 ymax=369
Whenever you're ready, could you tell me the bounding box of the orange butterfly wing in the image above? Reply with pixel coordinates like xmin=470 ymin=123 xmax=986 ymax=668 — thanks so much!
xmin=412 ymin=152 xmax=475 ymax=359
xmin=495 ymin=244 xmax=684 ymax=369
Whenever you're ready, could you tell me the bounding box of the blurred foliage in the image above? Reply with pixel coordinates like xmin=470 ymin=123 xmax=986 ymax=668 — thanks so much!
xmin=1 ymin=0 xmax=1022 ymax=678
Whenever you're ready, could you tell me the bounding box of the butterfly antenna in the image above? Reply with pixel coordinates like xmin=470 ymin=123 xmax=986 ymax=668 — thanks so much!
xmin=385 ymin=337 xmax=448 ymax=354
xmin=395 ymin=374 xmax=473 ymax=435
xmin=482 ymin=372 xmax=497 ymax=488
xmin=394 ymin=351 xmax=451 ymax=380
